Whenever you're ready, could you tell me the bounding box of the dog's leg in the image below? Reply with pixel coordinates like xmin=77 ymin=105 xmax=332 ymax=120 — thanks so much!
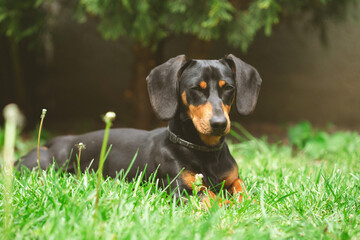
xmin=198 ymin=189 xmax=231 ymax=210
xmin=16 ymin=135 xmax=76 ymax=172
xmin=228 ymin=178 xmax=250 ymax=203
xmin=180 ymin=170 xmax=230 ymax=209
xmin=16 ymin=146 xmax=51 ymax=171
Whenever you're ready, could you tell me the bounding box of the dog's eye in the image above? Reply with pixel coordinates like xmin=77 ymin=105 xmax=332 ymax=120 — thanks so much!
xmin=191 ymin=86 xmax=203 ymax=92
xmin=224 ymin=85 xmax=234 ymax=91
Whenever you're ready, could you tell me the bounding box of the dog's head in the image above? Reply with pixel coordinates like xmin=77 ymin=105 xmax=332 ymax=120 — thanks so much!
xmin=146 ymin=54 xmax=262 ymax=145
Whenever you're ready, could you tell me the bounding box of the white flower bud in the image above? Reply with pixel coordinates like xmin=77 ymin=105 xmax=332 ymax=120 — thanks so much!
xmin=104 ymin=111 xmax=116 ymax=122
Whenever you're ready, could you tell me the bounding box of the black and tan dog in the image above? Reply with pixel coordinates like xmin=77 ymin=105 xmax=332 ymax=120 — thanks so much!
xmin=18 ymin=54 xmax=262 ymax=206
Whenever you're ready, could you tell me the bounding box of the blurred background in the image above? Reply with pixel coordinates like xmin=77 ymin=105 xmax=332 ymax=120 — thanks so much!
xmin=1 ymin=0 xmax=360 ymax=137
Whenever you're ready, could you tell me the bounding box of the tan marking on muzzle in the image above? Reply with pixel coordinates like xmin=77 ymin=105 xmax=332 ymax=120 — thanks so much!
xmin=188 ymin=101 xmax=213 ymax=135
xmin=188 ymin=100 xmax=233 ymax=146
xmin=199 ymin=134 xmax=221 ymax=146
xmin=188 ymin=102 xmax=222 ymax=146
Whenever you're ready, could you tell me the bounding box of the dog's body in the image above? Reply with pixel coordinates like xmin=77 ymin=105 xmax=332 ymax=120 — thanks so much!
xmin=18 ymin=54 xmax=262 ymax=205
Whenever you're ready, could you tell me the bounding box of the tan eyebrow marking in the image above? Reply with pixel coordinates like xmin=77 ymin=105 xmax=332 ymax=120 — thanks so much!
xmin=219 ymin=80 xmax=226 ymax=88
xmin=200 ymin=81 xmax=207 ymax=89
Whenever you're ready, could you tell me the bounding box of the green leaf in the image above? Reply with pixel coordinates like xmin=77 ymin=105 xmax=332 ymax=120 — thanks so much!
xmin=34 ymin=0 xmax=44 ymax=8
xmin=0 ymin=13 xmax=8 ymax=22
xmin=288 ymin=121 xmax=313 ymax=148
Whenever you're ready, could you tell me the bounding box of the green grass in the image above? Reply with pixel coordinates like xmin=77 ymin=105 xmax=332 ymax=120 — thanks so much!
xmin=1 ymin=122 xmax=360 ymax=239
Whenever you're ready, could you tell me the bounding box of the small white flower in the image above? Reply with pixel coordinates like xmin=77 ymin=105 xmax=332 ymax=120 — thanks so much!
xmin=104 ymin=111 xmax=116 ymax=122
xmin=41 ymin=109 xmax=47 ymax=118
xmin=194 ymin=173 xmax=204 ymax=186
xmin=75 ymin=142 xmax=86 ymax=150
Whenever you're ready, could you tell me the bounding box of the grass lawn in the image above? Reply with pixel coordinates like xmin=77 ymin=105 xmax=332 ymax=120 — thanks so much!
xmin=1 ymin=122 xmax=360 ymax=239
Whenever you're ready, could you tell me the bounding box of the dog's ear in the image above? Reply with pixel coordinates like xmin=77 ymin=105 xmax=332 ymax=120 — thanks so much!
xmin=146 ymin=55 xmax=188 ymax=120
xmin=223 ymin=54 xmax=262 ymax=115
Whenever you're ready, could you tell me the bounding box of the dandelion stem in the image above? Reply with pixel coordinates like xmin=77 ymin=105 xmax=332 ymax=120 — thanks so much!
xmin=95 ymin=112 xmax=116 ymax=210
xmin=37 ymin=109 xmax=47 ymax=178
xmin=75 ymin=143 xmax=86 ymax=180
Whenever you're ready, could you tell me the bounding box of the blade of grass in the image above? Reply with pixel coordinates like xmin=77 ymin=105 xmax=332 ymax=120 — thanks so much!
xmin=273 ymin=191 xmax=297 ymax=203
xmin=121 ymin=149 xmax=138 ymax=181
xmin=232 ymin=122 xmax=256 ymax=141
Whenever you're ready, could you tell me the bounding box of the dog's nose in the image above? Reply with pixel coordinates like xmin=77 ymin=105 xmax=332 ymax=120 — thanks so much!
xmin=210 ymin=116 xmax=227 ymax=132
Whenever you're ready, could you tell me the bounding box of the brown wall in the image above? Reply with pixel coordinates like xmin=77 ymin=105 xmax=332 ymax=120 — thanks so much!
xmin=238 ymin=20 xmax=360 ymax=129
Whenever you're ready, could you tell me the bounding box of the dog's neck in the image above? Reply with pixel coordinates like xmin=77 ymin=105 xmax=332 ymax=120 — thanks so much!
xmin=168 ymin=111 xmax=225 ymax=149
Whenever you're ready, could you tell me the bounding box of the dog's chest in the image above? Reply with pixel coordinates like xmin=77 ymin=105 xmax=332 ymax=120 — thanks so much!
xmin=195 ymin=159 xmax=232 ymax=191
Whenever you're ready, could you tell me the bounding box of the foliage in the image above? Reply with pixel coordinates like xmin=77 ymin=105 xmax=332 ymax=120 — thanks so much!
xmin=1 ymin=123 xmax=360 ymax=238
xmin=1 ymin=0 xmax=359 ymax=50
xmin=0 ymin=0 xmax=46 ymax=42
xmin=288 ymin=121 xmax=360 ymax=160
xmin=76 ymin=0 xmax=360 ymax=51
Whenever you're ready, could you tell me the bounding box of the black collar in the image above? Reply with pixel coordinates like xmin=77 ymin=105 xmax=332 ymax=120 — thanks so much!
xmin=167 ymin=127 xmax=224 ymax=152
